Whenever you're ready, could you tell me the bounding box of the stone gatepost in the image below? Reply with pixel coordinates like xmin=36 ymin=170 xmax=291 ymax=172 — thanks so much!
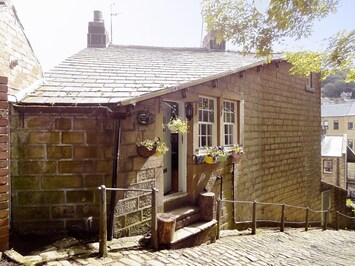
xmin=0 ymin=76 xmax=9 ymax=251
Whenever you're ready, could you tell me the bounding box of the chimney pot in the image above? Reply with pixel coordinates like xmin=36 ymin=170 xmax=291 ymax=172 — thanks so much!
xmin=87 ymin=10 xmax=109 ymax=48
xmin=93 ymin=10 xmax=103 ymax=22
xmin=202 ymin=30 xmax=226 ymax=51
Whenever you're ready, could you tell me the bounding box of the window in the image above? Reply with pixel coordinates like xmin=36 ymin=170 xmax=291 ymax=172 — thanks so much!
xmin=349 ymin=139 xmax=353 ymax=150
xmin=349 ymin=122 xmax=354 ymax=130
xmin=223 ymin=100 xmax=237 ymax=145
xmin=323 ymin=160 xmax=333 ymax=174
xmin=198 ymin=97 xmax=216 ymax=147
xmin=333 ymin=120 xmax=339 ymax=130
xmin=305 ymin=73 xmax=315 ymax=92
xmin=323 ymin=120 xmax=329 ymax=130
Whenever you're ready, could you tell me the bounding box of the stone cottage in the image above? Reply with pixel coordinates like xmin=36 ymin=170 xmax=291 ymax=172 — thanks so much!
xmin=5 ymin=8 xmax=323 ymax=248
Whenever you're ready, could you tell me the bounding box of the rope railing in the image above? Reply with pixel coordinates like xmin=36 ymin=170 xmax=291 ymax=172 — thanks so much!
xmin=336 ymin=211 xmax=355 ymax=230
xmin=97 ymin=185 xmax=158 ymax=257
xmin=216 ymin=199 xmax=330 ymax=239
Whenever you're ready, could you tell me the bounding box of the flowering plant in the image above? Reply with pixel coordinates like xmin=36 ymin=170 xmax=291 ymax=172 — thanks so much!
xmin=166 ymin=116 xmax=188 ymax=133
xmin=137 ymin=137 xmax=169 ymax=157
xmin=231 ymin=145 xmax=244 ymax=155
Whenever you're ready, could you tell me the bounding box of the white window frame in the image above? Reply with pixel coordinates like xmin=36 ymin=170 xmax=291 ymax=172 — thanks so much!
xmin=198 ymin=96 xmax=217 ymax=148
xmin=222 ymin=100 xmax=238 ymax=146
xmin=323 ymin=120 xmax=329 ymax=130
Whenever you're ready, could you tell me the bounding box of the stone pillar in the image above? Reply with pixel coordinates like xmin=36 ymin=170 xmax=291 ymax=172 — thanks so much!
xmin=0 ymin=76 xmax=9 ymax=251
xmin=199 ymin=192 xmax=215 ymax=221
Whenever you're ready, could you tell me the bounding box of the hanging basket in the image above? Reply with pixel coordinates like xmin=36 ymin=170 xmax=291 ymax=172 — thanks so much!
xmin=137 ymin=145 xmax=156 ymax=158
xmin=167 ymin=124 xmax=178 ymax=133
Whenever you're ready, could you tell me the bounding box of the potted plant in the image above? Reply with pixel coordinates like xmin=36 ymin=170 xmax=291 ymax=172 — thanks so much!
xmin=231 ymin=145 xmax=244 ymax=160
xmin=137 ymin=137 xmax=169 ymax=158
xmin=204 ymin=146 xmax=224 ymax=164
xmin=166 ymin=116 xmax=188 ymax=134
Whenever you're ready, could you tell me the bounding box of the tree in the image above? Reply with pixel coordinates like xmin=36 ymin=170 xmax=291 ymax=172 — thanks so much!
xmin=321 ymin=71 xmax=355 ymax=97
xmin=202 ymin=0 xmax=355 ymax=82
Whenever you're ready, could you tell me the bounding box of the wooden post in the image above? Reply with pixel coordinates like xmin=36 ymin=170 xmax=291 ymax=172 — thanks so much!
xmin=336 ymin=211 xmax=339 ymax=230
xmin=216 ymin=198 xmax=221 ymax=239
xmin=151 ymin=188 xmax=158 ymax=249
xmin=323 ymin=209 xmax=328 ymax=231
xmin=305 ymin=207 xmax=309 ymax=231
xmin=280 ymin=204 xmax=285 ymax=233
xmin=99 ymin=185 xmax=107 ymax=257
xmin=252 ymin=201 xmax=256 ymax=235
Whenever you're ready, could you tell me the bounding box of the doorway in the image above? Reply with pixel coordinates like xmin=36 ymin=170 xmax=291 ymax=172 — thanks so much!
xmin=162 ymin=101 xmax=187 ymax=196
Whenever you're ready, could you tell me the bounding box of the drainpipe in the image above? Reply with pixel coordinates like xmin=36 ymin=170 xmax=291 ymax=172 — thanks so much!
xmin=232 ymin=162 xmax=236 ymax=223
xmin=108 ymin=119 xmax=121 ymax=240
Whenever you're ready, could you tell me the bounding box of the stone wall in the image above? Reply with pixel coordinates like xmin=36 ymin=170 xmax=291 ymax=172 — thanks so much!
xmin=113 ymin=98 xmax=163 ymax=237
xmin=0 ymin=77 xmax=9 ymax=251
xmin=321 ymin=156 xmax=346 ymax=189
xmin=10 ymin=109 xmax=114 ymax=233
xmin=234 ymin=62 xmax=321 ymax=225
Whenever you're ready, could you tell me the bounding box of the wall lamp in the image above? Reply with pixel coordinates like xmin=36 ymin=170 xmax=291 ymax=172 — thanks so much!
xmin=185 ymin=102 xmax=193 ymax=120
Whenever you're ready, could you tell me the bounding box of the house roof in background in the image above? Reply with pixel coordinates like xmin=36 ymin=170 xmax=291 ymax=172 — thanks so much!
xmin=16 ymin=45 xmax=281 ymax=105
xmin=322 ymin=102 xmax=355 ymax=117
xmin=321 ymin=135 xmax=346 ymax=157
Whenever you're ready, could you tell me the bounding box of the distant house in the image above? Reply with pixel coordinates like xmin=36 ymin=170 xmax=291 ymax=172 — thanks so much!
xmin=322 ymin=102 xmax=355 ymax=196
xmin=6 ymin=8 xmax=323 ymax=246
xmin=320 ymin=135 xmax=351 ymax=224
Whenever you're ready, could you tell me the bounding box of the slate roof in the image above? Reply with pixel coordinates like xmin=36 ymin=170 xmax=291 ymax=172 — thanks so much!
xmin=321 ymin=135 xmax=346 ymax=157
xmin=322 ymin=102 xmax=355 ymax=117
xmin=17 ymin=45 xmax=279 ymax=105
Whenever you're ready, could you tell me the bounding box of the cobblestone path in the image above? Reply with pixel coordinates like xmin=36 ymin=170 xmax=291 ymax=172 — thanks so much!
xmin=23 ymin=228 xmax=355 ymax=265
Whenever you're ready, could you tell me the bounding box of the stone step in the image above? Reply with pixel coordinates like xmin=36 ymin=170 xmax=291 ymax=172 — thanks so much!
xmin=169 ymin=219 xmax=217 ymax=249
xmin=165 ymin=205 xmax=201 ymax=230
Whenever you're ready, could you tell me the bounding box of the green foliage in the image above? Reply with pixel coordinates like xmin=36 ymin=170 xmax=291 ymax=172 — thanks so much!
xmin=202 ymin=0 xmax=355 ymax=82
xmin=284 ymin=51 xmax=321 ymax=76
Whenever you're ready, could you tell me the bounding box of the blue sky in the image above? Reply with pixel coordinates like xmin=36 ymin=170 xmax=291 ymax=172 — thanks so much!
xmin=12 ymin=0 xmax=355 ymax=71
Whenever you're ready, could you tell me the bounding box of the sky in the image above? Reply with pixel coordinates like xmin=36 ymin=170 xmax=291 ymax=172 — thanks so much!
xmin=11 ymin=0 xmax=355 ymax=71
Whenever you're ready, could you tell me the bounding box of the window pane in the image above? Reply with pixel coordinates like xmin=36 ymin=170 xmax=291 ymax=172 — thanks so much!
xmin=207 ymin=136 xmax=212 ymax=146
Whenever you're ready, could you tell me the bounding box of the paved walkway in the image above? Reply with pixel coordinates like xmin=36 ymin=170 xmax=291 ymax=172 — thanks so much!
xmin=18 ymin=228 xmax=355 ymax=265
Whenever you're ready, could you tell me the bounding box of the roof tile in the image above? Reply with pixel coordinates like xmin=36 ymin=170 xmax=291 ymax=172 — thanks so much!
xmin=18 ymin=45 xmax=276 ymax=104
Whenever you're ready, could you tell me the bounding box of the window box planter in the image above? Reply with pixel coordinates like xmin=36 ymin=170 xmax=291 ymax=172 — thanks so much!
xmin=204 ymin=155 xmax=217 ymax=164
xmin=195 ymin=155 xmax=206 ymax=164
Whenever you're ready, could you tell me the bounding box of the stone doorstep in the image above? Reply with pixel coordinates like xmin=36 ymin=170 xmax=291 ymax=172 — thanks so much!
xmin=165 ymin=205 xmax=201 ymax=230
xmin=171 ymin=219 xmax=217 ymax=244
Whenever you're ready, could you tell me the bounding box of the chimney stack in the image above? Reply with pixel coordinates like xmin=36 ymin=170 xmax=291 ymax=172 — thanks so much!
xmin=202 ymin=30 xmax=226 ymax=51
xmin=87 ymin=10 xmax=109 ymax=48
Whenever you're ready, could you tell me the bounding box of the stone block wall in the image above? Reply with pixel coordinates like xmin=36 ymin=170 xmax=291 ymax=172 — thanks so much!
xmin=0 ymin=3 xmax=42 ymax=97
xmin=0 ymin=77 xmax=9 ymax=251
xmin=233 ymin=62 xmax=321 ymax=225
xmin=321 ymin=156 xmax=346 ymax=189
xmin=113 ymin=98 xmax=163 ymax=237
xmin=10 ymin=109 xmax=114 ymax=233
